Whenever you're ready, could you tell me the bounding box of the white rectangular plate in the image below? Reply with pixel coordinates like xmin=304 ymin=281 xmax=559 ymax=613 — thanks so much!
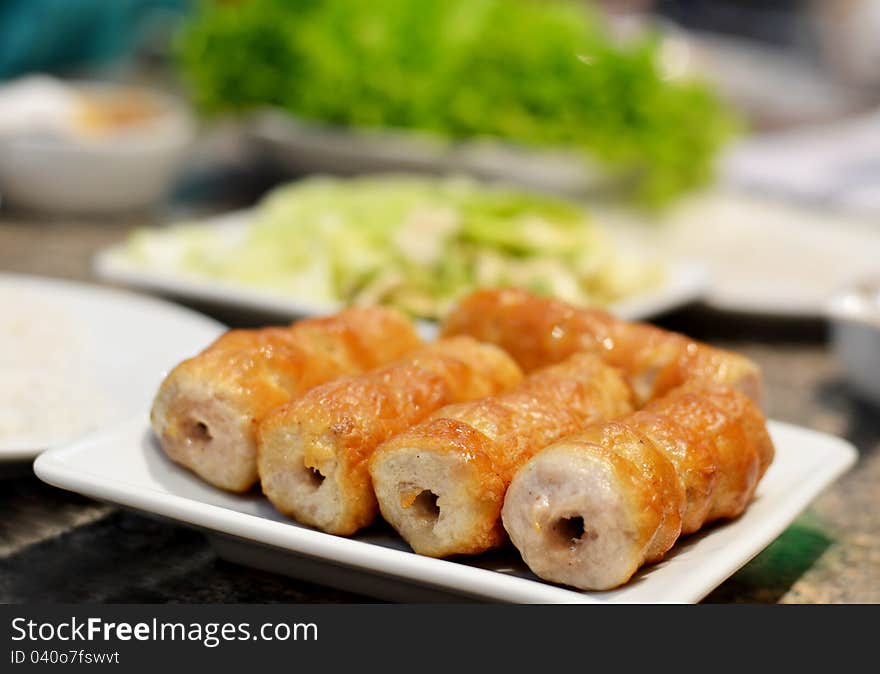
xmin=34 ymin=418 xmax=856 ymax=603
xmin=93 ymin=210 xmax=708 ymax=325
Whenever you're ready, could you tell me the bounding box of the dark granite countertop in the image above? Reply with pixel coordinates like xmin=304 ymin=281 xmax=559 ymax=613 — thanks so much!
xmin=1 ymin=197 xmax=878 ymax=604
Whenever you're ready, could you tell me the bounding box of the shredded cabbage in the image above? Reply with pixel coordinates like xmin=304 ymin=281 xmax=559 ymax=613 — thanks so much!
xmin=125 ymin=176 xmax=664 ymax=319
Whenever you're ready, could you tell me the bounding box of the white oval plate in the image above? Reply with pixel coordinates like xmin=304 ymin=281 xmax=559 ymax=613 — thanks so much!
xmin=0 ymin=274 xmax=224 ymax=462
xmin=34 ymin=418 xmax=855 ymax=603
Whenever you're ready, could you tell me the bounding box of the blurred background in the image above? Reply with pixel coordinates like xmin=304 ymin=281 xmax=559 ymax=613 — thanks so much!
xmin=2 ymin=0 xmax=880 ymax=604
xmin=3 ymin=0 xmax=880 ymax=205
xmin=2 ymin=0 xmax=879 ymax=326
xmin=2 ymin=0 xmax=880 ymax=202
xmin=3 ymin=0 xmax=880 ymax=381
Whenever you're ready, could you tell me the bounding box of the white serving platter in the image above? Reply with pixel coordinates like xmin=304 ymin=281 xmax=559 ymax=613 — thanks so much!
xmin=245 ymin=109 xmax=627 ymax=198
xmin=93 ymin=210 xmax=708 ymax=326
xmin=0 ymin=273 xmax=224 ymax=462
xmin=248 ymin=108 xmax=880 ymax=319
xmin=34 ymin=418 xmax=856 ymax=603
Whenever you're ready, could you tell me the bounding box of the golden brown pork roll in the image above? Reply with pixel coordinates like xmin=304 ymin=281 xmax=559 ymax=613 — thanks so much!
xmin=151 ymin=307 xmax=422 ymax=492
xmin=257 ymin=337 xmax=523 ymax=536
xmin=501 ymin=384 xmax=774 ymax=591
xmin=369 ymin=353 xmax=634 ymax=557
xmin=441 ymin=287 xmax=763 ymax=407
xmin=644 ymin=386 xmax=768 ymax=523
xmin=625 ymin=409 xmax=717 ymax=535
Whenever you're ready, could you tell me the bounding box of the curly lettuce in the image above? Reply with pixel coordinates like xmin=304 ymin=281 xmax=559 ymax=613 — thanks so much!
xmin=177 ymin=0 xmax=737 ymax=207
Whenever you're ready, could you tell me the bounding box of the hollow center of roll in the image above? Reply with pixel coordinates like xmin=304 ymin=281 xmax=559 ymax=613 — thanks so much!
xmin=554 ymin=516 xmax=586 ymax=544
xmin=411 ymin=490 xmax=440 ymax=523
xmin=307 ymin=466 xmax=326 ymax=489
xmin=187 ymin=419 xmax=212 ymax=444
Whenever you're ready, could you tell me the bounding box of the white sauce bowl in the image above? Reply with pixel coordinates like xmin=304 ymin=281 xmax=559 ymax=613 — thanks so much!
xmin=0 ymin=82 xmax=194 ymax=215
xmin=828 ymin=280 xmax=880 ymax=406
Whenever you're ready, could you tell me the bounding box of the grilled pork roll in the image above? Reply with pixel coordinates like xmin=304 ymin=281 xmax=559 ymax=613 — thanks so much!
xmin=257 ymin=337 xmax=522 ymax=536
xmin=502 ymin=384 xmax=774 ymax=591
xmin=645 ymin=386 xmax=770 ymax=523
xmin=369 ymin=353 xmax=634 ymax=557
xmin=151 ymin=307 xmax=422 ymax=492
xmin=441 ymin=287 xmax=763 ymax=407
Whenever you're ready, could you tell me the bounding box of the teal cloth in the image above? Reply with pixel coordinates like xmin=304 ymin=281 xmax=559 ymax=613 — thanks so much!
xmin=0 ymin=0 xmax=190 ymax=79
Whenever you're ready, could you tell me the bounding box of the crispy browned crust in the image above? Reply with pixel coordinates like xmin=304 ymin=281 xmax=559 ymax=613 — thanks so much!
xmin=257 ymin=336 xmax=523 ymax=535
xmin=150 ymin=307 xmax=422 ymax=492
xmin=441 ymin=288 xmax=764 ymax=407
xmin=370 ymin=353 xmax=634 ymax=556
xmin=441 ymin=287 xmax=616 ymax=373
xmin=645 ymin=386 xmax=764 ymax=523
xmin=627 ymin=409 xmax=717 ymax=535
xmin=569 ymin=422 xmax=683 ymax=563
xmin=673 ymin=382 xmax=775 ymax=479
xmin=502 ymin=382 xmax=774 ymax=590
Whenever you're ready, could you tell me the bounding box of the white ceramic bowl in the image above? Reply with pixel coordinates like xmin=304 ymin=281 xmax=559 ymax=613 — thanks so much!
xmin=0 ymin=83 xmax=194 ymax=215
xmin=827 ymin=279 xmax=880 ymax=406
